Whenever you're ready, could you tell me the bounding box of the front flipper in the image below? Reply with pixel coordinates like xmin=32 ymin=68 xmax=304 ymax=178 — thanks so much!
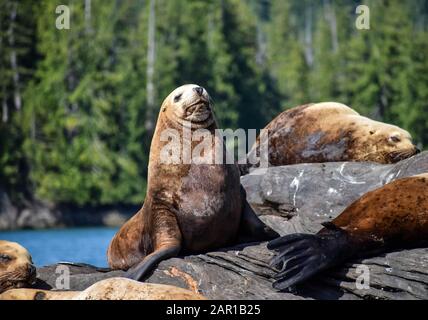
xmin=124 ymin=244 xmax=181 ymax=281
xmin=267 ymin=225 xmax=352 ymax=291
xmin=125 ymin=208 xmax=182 ymax=281
xmin=238 ymin=186 xmax=279 ymax=243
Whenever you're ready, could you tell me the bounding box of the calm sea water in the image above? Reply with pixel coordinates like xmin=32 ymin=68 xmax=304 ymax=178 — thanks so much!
xmin=0 ymin=227 xmax=118 ymax=267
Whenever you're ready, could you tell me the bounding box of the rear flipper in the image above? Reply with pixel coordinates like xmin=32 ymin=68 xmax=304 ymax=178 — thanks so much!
xmin=267 ymin=224 xmax=352 ymax=291
xmin=124 ymin=245 xmax=181 ymax=281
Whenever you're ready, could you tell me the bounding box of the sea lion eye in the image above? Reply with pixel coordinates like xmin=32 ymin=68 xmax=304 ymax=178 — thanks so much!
xmin=0 ymin=254 xmax=11 ymax=263
xmin=174 ymin=94 xmax=182 ymax=103
xmin=389 ymin=136 xmax=401 ymax=143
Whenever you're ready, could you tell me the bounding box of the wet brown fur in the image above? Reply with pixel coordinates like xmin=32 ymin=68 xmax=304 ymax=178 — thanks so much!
xmin=323 ymin=173 xmax=428 ymax=252
xmin=0 ymin=241 xmax=35 ymax=293
xmin=246 ymin=102 xmax=418 ymax=172
xmin=108 ymin=85 xmax=252 ymax=271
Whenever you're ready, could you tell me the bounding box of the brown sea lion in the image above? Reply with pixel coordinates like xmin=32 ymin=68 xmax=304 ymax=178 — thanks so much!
xmin=0 ymin=278 xmax=206 ymax=300
xmin=0 ymin=240 xmax=36 ymax=293
xmin=242 ymin=102 xmax=419 ymax=174
xmin=267 ymin=173 xmax=428 ymax=290
xmin=108 ymin=84 xmax=278 ymax=280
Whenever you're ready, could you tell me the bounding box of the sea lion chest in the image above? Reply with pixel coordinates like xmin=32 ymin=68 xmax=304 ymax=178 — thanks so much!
xmin=176 ymin=164 xmax=242 ymax=252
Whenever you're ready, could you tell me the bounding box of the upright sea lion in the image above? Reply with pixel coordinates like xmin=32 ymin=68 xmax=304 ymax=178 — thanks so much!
xmin=0 ymin=240 xmax=36 ymax=293
xmin=108 ymin=84 xmax=278 ymax=280
xmin=267 ymin=173 xmax=428 ymax=290
xmin=242 ymin=102 xmax=419 ymax=174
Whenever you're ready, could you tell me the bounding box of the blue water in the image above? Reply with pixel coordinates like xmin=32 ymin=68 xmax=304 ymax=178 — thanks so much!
xmin=0 ymin=227 xmax=118 ymax=267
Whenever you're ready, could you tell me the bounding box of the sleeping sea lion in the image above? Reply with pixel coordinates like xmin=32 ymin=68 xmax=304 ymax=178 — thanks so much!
xmin=242 ymin=102 xmax=419 ymax=175
xmin=0 ymin=278 xmax=206 ymax=300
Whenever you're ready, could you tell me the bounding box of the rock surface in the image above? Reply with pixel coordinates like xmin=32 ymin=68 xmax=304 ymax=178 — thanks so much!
xmin=243 ymin=152 xmax=428 ymax=235
xmin=34 ymin=153 xmax=428 ymax=300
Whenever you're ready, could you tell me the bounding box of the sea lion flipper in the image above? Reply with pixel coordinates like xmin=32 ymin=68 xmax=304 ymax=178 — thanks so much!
xmin=123 ymin=206 xmax=182 ymax=281
xmin=267 ymin=231 xmax=351 ymax=291
xmin=238 ymin=186 xmax=279 ymax=243
xmin=124 ymin=244 xmax=181 ymax=281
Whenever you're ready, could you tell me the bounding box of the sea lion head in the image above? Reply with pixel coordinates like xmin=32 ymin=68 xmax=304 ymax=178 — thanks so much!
xmin=382 ymin=127 xmax=420 ymax=163
xmin=161 ymin=84 xmax=214 ymax=129
xmin=355 ymin=119 xmax=419 ymax=163
xmin=0 ymin=241 xmax=36 ymax=293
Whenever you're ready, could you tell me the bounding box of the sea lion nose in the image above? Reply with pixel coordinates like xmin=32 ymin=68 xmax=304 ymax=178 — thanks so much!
xmin=415 ymin=147 xmax=421 ymax=154
xmin=28 ymin=264 xmax=36 ymax=277
xmin=193 ymin=86 xmax=204 ymax=96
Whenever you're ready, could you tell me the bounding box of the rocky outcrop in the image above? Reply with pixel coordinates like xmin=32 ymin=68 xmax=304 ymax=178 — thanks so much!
xmin=0 ymin=189 xmax=57 ymax=230
xmin=0 ymin=196 xmax=137 ymax=230
xmin=35 ymin=240 xmax=428 ymax=300
xmin=242 ymin=151 xmax=428 ymax=235
xmin=0 ymin=188 xmax=19 ymax=230
xmin=33 ymin=153 xmax=428 ymax=300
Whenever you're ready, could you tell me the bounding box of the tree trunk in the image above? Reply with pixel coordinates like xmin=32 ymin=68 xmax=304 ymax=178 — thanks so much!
xmin=8 ymin=0 xmax=21 ymax=111
xmin=85 ymin=0 xmax=92 ymax=34
xmin=324 ymin=0 xmax=338 ymax=53
xmin=304 ymin=5 xmax=314 ymax=67
xmin=0 ymin=15 xmax=8 ymax=123
xmin=1 ymin=92 xmax=8 ymax=123
xmin=145 ymin=0 xmax=156 ymax=133
xmin=255 ymin=1 xmax=267 ymax=67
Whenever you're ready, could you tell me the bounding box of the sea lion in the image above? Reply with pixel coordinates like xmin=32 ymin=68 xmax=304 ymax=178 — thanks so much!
xmin=0 ymin=240 xmax=36 ymax=293
xmin=267 ymin=173 xmax=428 ymax=290
xmin=0 ymin=278 xmax=206 ymax=300
xmin=0 ymin=288 xmax=78 ymax=300
xmin=108 ymin=84 xmax=278 ymax=280
xmin=72 ymin=278 xmax=206 ymax=300
xmin=242 ymin=102 xmax=419 ymax=174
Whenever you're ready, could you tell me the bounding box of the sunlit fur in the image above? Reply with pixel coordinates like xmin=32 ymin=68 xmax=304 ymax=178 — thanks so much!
xmin=161 ymin=84 xmax=214 ymax=129
xmin=0 ymin=241 xmax=36 ymax=293
xmin=246 ymin=102 xmax=418 ymax=170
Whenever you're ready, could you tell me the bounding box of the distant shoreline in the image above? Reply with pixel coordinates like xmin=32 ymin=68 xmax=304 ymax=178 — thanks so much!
xmin=0 ymin=190 xmax=137 ymax=231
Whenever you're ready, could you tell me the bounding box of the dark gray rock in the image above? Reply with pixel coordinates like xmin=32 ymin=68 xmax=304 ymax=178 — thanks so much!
xmin=36 ymin=241 xmax=428 ymax=300
xmin=242 ymin=152 xmax=428 ymax=235
xmin=0 ymin=188 xmax=18 ymax=229
xmin=16 ymin=204 xmax=60 ymax=229
xmin=0 ymin=199 xmax=137 ymax=230
xmin=33 ymin=152 xmax=428 ymax=300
